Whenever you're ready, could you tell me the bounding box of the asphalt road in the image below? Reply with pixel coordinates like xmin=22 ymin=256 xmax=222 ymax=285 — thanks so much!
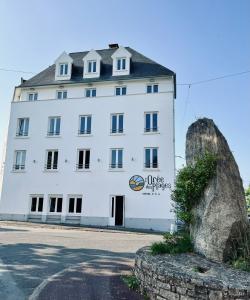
xmin=0 ymin=222 xmax=161 ymax=300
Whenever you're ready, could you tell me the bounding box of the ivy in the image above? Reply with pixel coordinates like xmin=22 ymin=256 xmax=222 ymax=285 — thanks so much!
xmin=172 ymin=152 xmax=218 ymax=229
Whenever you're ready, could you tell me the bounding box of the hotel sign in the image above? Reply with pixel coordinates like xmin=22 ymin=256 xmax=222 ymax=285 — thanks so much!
xmin=129 ymin=175 xmax=171 ymax=195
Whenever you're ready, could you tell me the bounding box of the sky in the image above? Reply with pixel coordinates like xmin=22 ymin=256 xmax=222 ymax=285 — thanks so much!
xmin=0 ymin=0 xmax=249 ymax=186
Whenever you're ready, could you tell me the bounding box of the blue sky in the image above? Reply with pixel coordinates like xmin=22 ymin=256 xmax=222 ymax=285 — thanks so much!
xmin=0 ymin=0 xmax=249 ymax=186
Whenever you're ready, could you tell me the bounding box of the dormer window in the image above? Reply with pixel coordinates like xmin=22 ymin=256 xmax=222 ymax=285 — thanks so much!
xmin=88 ymin=61 xmax=97 ymax=73
xmin=59 ymin=63 xmax=68 ymax=76
xmin=117 ymin=58 xmax=126 ymax=71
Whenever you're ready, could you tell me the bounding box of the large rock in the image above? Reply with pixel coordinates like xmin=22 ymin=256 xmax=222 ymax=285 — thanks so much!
xmin=186 ymin=118 xmax=249 ymax=262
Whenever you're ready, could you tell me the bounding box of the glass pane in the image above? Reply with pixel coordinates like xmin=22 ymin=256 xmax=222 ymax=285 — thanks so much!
xmin=92 ymin=89 xmax=96 ymax=97
xmin=153 ymin=148 xmax=158 ymax=168
xmin=19 ymin=119 xmax=24 ymax=134
xmin=85 ymin=150 xmax=90 ymax=169
xmin=24 ymin=119 xmax=29 ymax=135
xmin=49 ymin=118 xmax=54 ymax=134
xmin=122 ymin=58 xmax=126 ymax=69
xmin=112 ymin=115 xmax=117 ymax=133
xmin=122 ymin=87 xmax=126 ymax=95
xmin=64 ymin=64 xmax=68 ymax=75
xmin=57 ymin=91 xmax=62 ymax=99
xmin=47 ymin=151 xmax=52 ymax=169
xmin=145 ymin=149 xmax=151 ymax=168
xmin=86 ymin=90 xmax=90 ymax=97
xmin=80 ymin=117 xmax=85 ymax=133
xmin=55 ymin=118 xmax=60 ymax=135
xmin=117 ymin=59 xmax=121 ymax=70
xmin=38 ymin=198 xmax=43 ymax=212
xmin=29 ymin=94 xmax=33 ymax=101
xmin=76 ymin=198 xmax=82 ymax=213
xmin=34 ymin=93 xmax=38 ymax=100
xmin=60 ymin=64 xmax=64 ymax=75
xmin=57 ymin=198 xmax=62 ymax=212
xmin=88 ymin=62 xmax=92 ymax=73
xmin=50 ymin=198 xmax=56 ymax=212
xmin=145 ymin=114 xmax=151 ymax=132
xmin=53 ymin=151 xmax=58 ymax=169
xmin=153 ymin=113 xmax=158 ymax=131
xmin=31 ymin=197 xmax=37 ymax=212
xmin=111 ymin=150 xmax=116 ymax=168
xmin=118 ymin=149 xmax=123 ymax=168
xmin=115 ymin=87 xmax=120 ymax=96
xmin=21 ymin=151 xmax=26 ymax=166
xmin=153 ymin=84 xmax=158 ymax=93
xmin=87 ymin=116 xmax=91 ymax=134
xmin=15 ymin=151 xmax=21 ymax=165
xmin=78 ymin=151 xmax=83 ymax=168
xmin=93 ymin=61 xmax=96 ymax=72
xmin=69 ymin=198 xmax=75 ymax=213
xmin=63 ymin=91 xmax=67 ymax=99
xmin=147 ymin=85 xmax=152 ymax=93
xmin=118 ymin=115 xmax=123 ymax=132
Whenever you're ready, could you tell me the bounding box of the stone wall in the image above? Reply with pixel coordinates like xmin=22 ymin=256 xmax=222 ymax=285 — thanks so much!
xmin=134 ymin=247 xmax=250 ymax=300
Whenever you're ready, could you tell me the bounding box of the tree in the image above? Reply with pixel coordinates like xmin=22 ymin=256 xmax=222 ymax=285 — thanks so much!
xmin=245 ymin=185 xmax=250 ymax=211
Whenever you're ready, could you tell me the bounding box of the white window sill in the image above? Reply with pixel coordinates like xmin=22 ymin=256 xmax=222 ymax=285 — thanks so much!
xmin=77 ymin=134 xmax=93 ymax=137
xmin=110 ymin=133 xmax=125 ymax=136
xmin=75 ymin=169 xmax=91 ymax=172
xmin=29 ymin=212 xmax=42 ymax=214
xmin=143 ymin=168 xmax=160 ymax=172
xmin=43 ymin=169 xmax=59 ymax=173
xmin=108 ymin=168 xmax=125 ymax=172
xmin=46 ymin=135 xmax=61 ymax=138
xmin=143 ymin=131 xmax=160 ymax=135
xmin=48 ymin=212 xmax=62 ymax=215
xmin=15 ymin=136 xmax=29 ymax=139
xmin=66 ymin=213 xmax=82 ymax=216
xmin=12 ymin=170 xmax=26 ymax=173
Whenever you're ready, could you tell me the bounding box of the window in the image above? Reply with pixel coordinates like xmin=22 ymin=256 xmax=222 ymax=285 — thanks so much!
xmin=13 ymin=150 xmax=26 ymax=170
xmin=110 ymin=149 xmax=123 ymax=169
xmin=30 ymin=196 xmax=43 ymax=213
xmin=79 ymin=115 xmax=91 ymax=135
xmin=28 ymin=93 xmax=38 ymax=101
xmin=145 ymin=148 xmax=158 ymax=169
xmin=88 ymin=60 xmax=97 ymax=73
xmin=86 ymin=88 xmax=96 ymax=98
xmin=46 ymin=150 xmax=58 ymax=170
xmin=49 ymin=196 xmax=63 ymax=213
xmin=77 ymin=149 xmax=90 ymax=170
xmin=48 ymin=117 xmax=61 ymax=136
xmin=147 ymin=84 xmax=158 ymax=93
xmin=111 ymin=114 xmax=123 ymax=133
xmin=145 ymin=112 xmax=158 ymax=132
xmin=57 ymin=90 xmax=67 ymax=99
xmin=59 ymin=63 xmax=68 ymax=76
xmin=117 ymin=58 xmax=126 ymax=70
xmin=115 ymin=86 xmax=126 ymax=96
xmin=68 ymin=196 xmax=82 ymax=214
xmin=17 ymin=118 xmax=29 ymax=136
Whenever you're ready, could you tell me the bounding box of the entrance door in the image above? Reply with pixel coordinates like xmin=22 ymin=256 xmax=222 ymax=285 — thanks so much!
xmin=109 ymin=196 xmax=124 ymax=226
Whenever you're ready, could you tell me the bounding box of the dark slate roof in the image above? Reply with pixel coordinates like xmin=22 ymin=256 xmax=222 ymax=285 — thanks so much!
xmin=18 ymin=47 xmax=175 ymax=88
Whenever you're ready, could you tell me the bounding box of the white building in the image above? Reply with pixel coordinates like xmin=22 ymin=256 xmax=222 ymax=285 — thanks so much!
xmin=0 ymin=44 xmax=176 ymax=231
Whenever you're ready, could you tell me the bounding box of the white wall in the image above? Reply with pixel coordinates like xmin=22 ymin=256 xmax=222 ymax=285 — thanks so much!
xmin=1 ymin=77 xmax=175 ymax=230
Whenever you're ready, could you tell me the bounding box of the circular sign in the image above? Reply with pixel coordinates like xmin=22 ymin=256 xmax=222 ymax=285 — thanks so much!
xmin=129 ymin=175 xmax=145 ymax=191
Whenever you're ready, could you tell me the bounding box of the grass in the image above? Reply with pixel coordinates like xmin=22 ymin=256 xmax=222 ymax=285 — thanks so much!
xmin=151 ymin=231 xmax=193 ymax=255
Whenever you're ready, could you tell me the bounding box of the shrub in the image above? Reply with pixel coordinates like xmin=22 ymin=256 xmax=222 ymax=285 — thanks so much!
xmin=122 ymin=274 xmax=139 ymax=290
xmin=151 ymin=232 xmax=193 ymax=255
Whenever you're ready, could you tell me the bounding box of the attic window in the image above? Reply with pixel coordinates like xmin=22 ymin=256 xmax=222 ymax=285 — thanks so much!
xmin=59 ymin=63 xmax=68 ymax=76
xmin=88 ymin=61 xmax=97 ymax=73
xmin=117 ymin=58 xmax=126 ymax=71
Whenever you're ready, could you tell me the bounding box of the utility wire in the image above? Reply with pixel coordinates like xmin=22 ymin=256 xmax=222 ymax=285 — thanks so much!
xmin=0 ymin=68 xmax=34 ymax=74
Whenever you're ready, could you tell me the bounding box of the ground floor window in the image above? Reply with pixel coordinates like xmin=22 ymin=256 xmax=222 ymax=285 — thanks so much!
xmin=30 ymin=196 xmax=43 ymax=213
xmin=68 ymin=196 xmax=82 ymax=213
xmin=49 ymin=196 xmax=63 ymax=213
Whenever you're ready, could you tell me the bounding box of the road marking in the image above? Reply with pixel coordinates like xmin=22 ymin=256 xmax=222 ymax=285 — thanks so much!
xmin=0 ymin=258 xmax=25 ymax=300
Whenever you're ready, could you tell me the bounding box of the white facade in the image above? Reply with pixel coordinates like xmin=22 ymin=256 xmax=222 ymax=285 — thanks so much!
xmin=0 ymin=46 xmax=176 ymax=231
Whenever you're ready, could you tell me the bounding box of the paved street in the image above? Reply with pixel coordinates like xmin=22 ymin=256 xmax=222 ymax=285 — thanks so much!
xmin=0 ymin=221 xmax=161 ymax=300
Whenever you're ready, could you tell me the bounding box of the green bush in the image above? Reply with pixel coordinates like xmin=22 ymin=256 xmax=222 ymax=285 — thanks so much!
xmin=151 ymin=232 xmax=193 ymax=255
xmin=122 ymin=274 xmax=139 ymax=290
xmin=172 ymin=152 xmax=217 ymax=229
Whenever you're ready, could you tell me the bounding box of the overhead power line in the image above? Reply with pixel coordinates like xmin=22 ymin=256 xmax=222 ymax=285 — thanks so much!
xmin=0 ymin=68 xmax=34 ymax=74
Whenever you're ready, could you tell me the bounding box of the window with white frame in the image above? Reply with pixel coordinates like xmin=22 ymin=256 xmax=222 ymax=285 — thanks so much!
xmin=86 ymin=88 xmax=96 ymax=98
xmin=116 ymin=58 xmax=126 ymax=70
xmin=77 ymin=149 xmax=90 ymax=170
xmin=49 ymin=196 xmax=63 ymax=213
xmin=17 ymin=118 xmax=29 ymax=136
xmin=145 ymin=112 xmax=158 ymax=132
xmin=28 ymin=93 xmax=38 ymax=101
xmin=87 ymin=60 xmax=97 ymax=73
xmin=79 ymin=115 xmax=91 ymax=135
xmin=46 ymin=150 xmax=58 ymax=170
xmin=110 ymin=148 xmax=123 ymax=169
xmin=147 ymin=84 xmax=158 ymax=93
xmin=59 ymin=63 xmax=68 ymax=76
xmin=30 ymin=196 xmax=43 ymax=213
xmin=111 ymin=113 xmax=123 ymax=133
xmin=48 ymin=117 xmax=61 ymax=136
xmin=115 ymin=86 xmax=126 ymax=96
xmin=68 ymin=196 xmax=82 ymax=214
xmin=57 ymin=90 xmax=67 ymax=99
xmin=13 ymin=150 xmax=26 ymax=170
xmin=144 ymin=148 xmax=158 ymax=169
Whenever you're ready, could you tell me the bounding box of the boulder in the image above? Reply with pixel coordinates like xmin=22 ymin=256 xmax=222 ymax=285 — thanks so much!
xmin=186 ymin=118 xmax=249 ymax=262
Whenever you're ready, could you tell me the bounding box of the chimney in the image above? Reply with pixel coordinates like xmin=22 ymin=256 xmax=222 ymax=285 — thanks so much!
xmin=21 ymin=77 xmax=26 ymax=84
xmin=109 ymin=43 xmax=119 ymax=49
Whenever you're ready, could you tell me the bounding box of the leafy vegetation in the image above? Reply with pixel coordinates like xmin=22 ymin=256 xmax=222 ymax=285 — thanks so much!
xmin=122 ymin=274 xmax=139 ymax=290
xmin=245 ymin=185 xmax=250 ymax=213
xmin=151 ymin=231 xmax=193 ymax=255
xmin=172 ymin=152 xmax=218 ymax=229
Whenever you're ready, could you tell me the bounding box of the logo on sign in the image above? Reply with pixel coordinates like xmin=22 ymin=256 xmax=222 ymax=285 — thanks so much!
xmin=129 ymin=175 xmax=145 ymax=191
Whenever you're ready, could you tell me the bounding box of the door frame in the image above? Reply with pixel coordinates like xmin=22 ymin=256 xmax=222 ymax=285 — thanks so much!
xmin=109 ymin=195 xmax=125 ymax=226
